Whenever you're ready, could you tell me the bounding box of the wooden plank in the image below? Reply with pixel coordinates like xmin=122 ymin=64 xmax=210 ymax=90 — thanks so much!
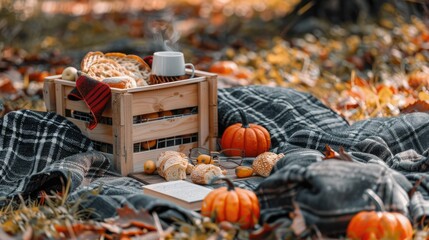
xmin=193 ymin=69 xmax=217 ymax=78
xmin=126 ymin=75 xmax=207 ymax=93
xmin=132 ymin=115 xmax=198 ymax=142
xmin=46 ymin=75 xmax=62 ymax=80
xmin=43 ymin=78 xmax=56 ymax=112
xmin=66 ymin=100 xmax=88 ymax=112
xmin=198 ymin=81 xmax=210 ymax=149
xmin=66 ymin=118 xmax=113 ymax=144
xmin=131 ymin=84 xmax=198 ymax=116
xmin=123 ymin=93 xmax=134 ymax=175
xmin=52 ymin=71 xmax=216 ymax=93
xmin=53 ymin=78 xmax=77 ymax=87
xmin=131 ymin=142 xmax=198 ymax=173
xmin=129 ymin=162 xmax=262 ymax=185
xmin=60 ymin=82 xmax=113 ymax=117
xmin=53 ymin=78 xmax=127 ymax=94
xmin=63 ymin=85 xmax=74 ymax=96
xmin=65 ymin=99 xmax=113 ymax=117
xmin=112 ymin=93 xmax=127 ymax=175
xmin=207 ymin=74 xmax=218 ymax=151
xmin=55 ymin=83 xmax=66 ymax=116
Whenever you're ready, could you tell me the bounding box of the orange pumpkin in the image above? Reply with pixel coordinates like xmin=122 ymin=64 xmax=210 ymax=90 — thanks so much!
xmin=235 ymin=166 xmax=254 ymax=178
xmin=209 ymin=60 xmax=238 ymax=75
xmin=220 ymin=109 xmax=271 ymax=157
xmin=143 ymin=160 xmax=156 ymax=174
xmin=201 ymin=176 xmax=260 ymax=229
xmin=347 ymin=189 xmax=413 ymax=240
xmin=196 ymin=154 xmax=213 ymax=164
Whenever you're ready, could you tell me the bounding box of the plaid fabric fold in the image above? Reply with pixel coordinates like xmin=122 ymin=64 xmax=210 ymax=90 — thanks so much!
xmin=0 ymin=110 xmax=94 ymax=199
xmin=0 ymin=110 xmax=196 ymax=226
xmin=68 ymin=75 xmax=111 ymax=130
xmin=217 ymin=85 xmax=429 ymax=234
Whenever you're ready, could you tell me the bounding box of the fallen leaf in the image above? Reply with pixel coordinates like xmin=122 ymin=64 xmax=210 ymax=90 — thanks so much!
xmin=109 ymin=205 xmax=156 ymax=231
xmin=323 ymin=145 xmax=353 ymax=162
xmin=249 ymin=223 xmax=279 ymax=240
xmin=120 ymin=227 xmax=145 ymax=237
xmin=99 ymin=222 xmax=122 ymax=234
xmin=377 ymin=85 xmax=394 ymax=104
xmin=408 ymin=176 xmax=426 ymax=199
xmin=401 ymin=100 xmax=429 ymax=113
xmin=338 ymin=146 xmax=353 ymax=162
xmin=418 ymin=91 xmax=429 ymax=101
xmin=290 ymin=202 xmax=306 ymax=236
xmin=54 ymin=223 xmax=104 ymax=236
xmin=323 ymin=145 xmax=339 ymax=160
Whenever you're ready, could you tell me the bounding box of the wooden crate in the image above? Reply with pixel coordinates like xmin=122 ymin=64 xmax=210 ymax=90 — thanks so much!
xmin=43 ymin=70 xmax=218 ymax=176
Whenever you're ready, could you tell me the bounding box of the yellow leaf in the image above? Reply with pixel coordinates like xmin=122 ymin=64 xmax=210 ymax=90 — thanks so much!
xmin=2 ymin=220 xmax=18 ymax=233
xmin=418 ymin=91 xmax=429 ymax=101
xmin=378 ymin=86 xmax=394 ymax=104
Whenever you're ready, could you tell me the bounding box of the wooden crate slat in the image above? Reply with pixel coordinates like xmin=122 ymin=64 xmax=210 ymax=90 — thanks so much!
xmin=126 ymin=74 xmax=206 ymax=93
xmin=62 ymin=83 xmax=113 ymax=117
xmin=208 ymin=74 xmax=218 ymax=150
xmin=55 ymin=83 xmax=66 ymax=116
xmin=112 ymin=93 xmax=125 ymax=175
xmin=66 ymin=118 xmax=113 ymax=144
xmin=65 ymin=100 xmax=113 ymax=117
xmin=63 ymin=85 xmax=74 ymax=95
xmin=131 ymin=142 xmax=197 ymax=173
xmin=43 ymin=78 xmax=56 ymax=112
xmin=123 ymin=93 xmax=134 ymax=176
xmin=132 ymin=114 xmax=198 ymax=142
xmin=111 ymin=93 xmax=134 ymax=175
xmin=131 ymin=84 xmax=198 ymax=116
xmin=65 ymin=99 xmax=87 ymax=112
xmin=198 ymin=81 xmax=210 ymax=149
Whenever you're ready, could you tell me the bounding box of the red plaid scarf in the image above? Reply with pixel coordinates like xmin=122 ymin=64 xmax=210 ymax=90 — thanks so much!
xmin=67 ymin=75 xmax=111 ymax=130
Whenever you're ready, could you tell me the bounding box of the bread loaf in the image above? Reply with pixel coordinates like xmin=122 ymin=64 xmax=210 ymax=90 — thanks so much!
xmin=105 ymin=53 xmax=150 ymax=86
xmin=81 ymin=51 xmax=104 ymax=72
xmin=163 ymin=163 xmax=187 ymax=181
xmin=186 ymin=164 xmax=195 ymax=175
xmin=102 ymin=76 xmax=137 ymax=89
xmin=157 ymin=151 xmax=186 ymax=175
xmin=252 ymin=152 xmax=284 ymax=177
xmin=190 ymin=164 xmax=223 ymax=185
xmin=157 ymin=151 xmax=189 ymax=181
xmin=81 ymin=51 xmax=150 ymax=86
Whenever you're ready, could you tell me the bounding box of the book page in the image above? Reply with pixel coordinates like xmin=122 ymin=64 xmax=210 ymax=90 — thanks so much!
xmin=143 ymin=180 xmax=213 ymax=203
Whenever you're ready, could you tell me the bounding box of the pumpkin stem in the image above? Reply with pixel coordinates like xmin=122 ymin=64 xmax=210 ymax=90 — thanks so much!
xmin=238 ymin=109 xmax=250 ymax=128
xmin=209 ymin=176 xmax=235 ymax=191
xmin=364 ymin=189 xmax=385 ymax=212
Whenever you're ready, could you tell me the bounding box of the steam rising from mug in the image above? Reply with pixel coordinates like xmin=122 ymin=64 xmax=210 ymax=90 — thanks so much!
xmin=151 ymin=51 xmax=195 ymax=78
xmin=147 ymin=9 xmax=180 ymax=52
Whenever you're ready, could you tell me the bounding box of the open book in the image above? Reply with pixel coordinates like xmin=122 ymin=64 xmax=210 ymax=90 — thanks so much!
xmin=142 ymin=180 xmax=213 ymax=211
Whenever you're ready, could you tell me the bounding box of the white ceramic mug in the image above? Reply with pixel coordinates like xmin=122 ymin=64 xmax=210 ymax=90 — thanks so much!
xmin=151 ymin=51 xmax=195 ymax=78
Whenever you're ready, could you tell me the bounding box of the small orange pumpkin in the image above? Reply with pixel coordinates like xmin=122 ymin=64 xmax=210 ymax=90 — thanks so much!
xmin=220 ymin=109 xmax=271 ymax=157
xmin=196 ymin=154 xmax=213 ymax=164
xmin=201 ymin=176 xmax=260 ymax=229
xmin=209 ymin=60 xmax=238 ymax=75
xmin=235 ymin=166 xmax=254 ymax=178
xmin=347 ymin=189 xmax=413 ymax=240
xmin=143 ymin=160 xmax=156 ymax=174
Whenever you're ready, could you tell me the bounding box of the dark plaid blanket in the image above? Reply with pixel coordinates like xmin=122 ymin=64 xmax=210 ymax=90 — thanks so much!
xmin=2 ymin=85 xmax=429 ymax=236
xmin=218 ymin=85 xmax=429 ymax=235
xmin=0 ymin=110 xmax=197 ymax=226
